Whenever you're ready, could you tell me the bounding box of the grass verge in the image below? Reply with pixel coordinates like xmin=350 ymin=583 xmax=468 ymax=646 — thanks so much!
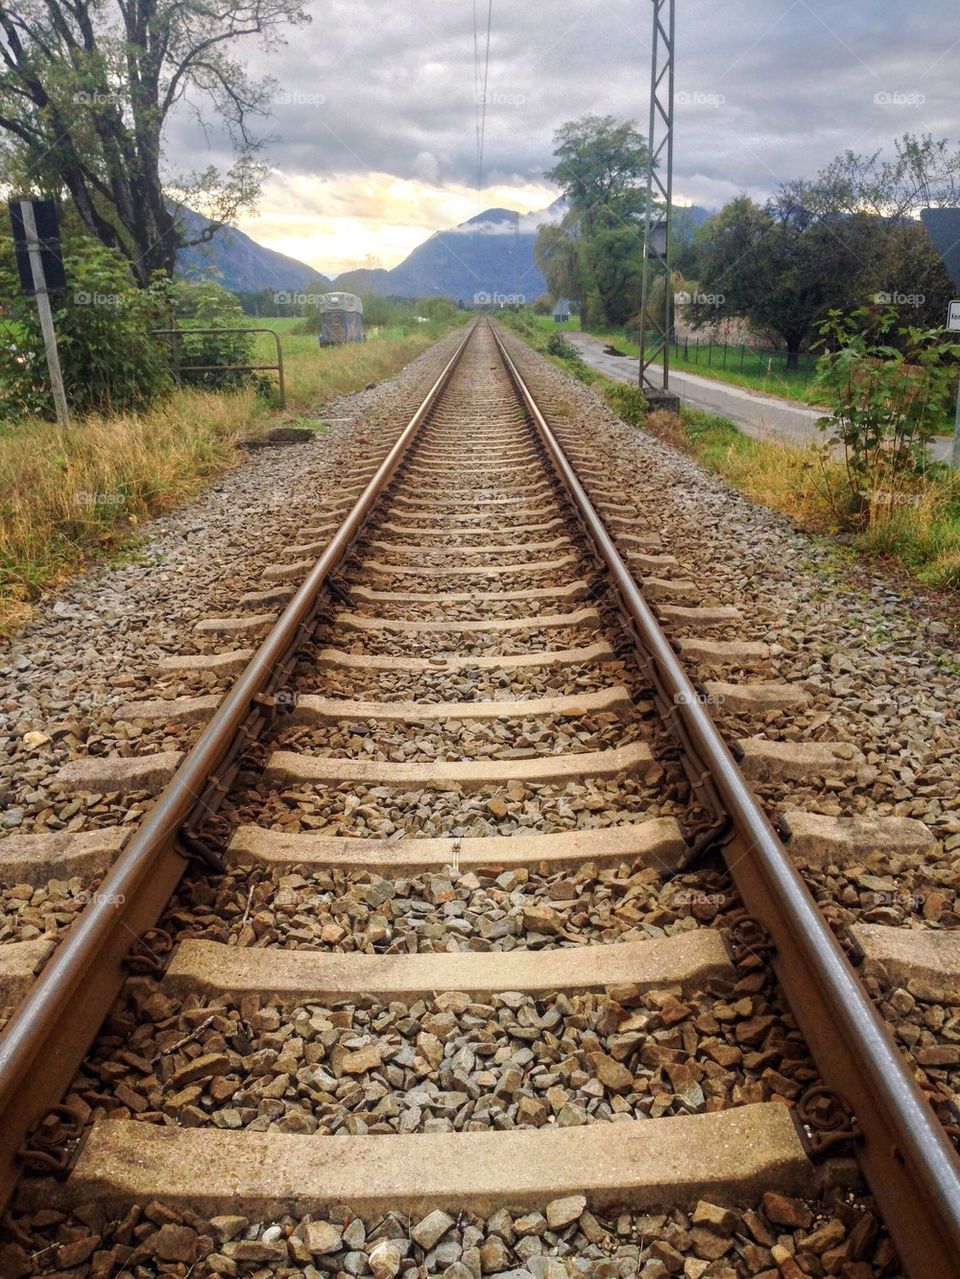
xmin=500 ymin=313 xmax=960 ymax=596
xmin=645 ymin=405 xmax=960 ymax=593
xmin=0 ymin=320 xmax=465 ymax=635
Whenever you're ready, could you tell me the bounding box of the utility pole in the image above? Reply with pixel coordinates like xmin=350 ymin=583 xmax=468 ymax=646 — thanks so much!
xmin=8 ymin=197 xmax=70 ymax=427
xmin=920 ymin=210 xmax=960 ymax=468
xmin=638 ymin=0 xmax=679 ymax=412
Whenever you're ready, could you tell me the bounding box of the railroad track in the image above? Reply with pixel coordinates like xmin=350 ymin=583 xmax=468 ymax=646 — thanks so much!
xmin=0 ymin=317 xmax=958 ymax=1277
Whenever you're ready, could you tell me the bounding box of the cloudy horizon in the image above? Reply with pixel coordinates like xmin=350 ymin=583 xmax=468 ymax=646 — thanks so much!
xmin=165 ymin=0 xmax=960 ymax=276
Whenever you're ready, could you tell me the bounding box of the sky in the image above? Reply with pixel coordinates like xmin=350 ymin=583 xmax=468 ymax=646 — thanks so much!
xmin=167 ymin=0 xmax=960 ymax=277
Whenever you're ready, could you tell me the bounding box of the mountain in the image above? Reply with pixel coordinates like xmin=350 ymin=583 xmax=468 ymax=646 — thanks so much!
xmin=174 ymin=207 xmax=326 ymax=294
xmin=330 ymin=266 xmax=394 ymax=295
xmin=169 ymin=198 xmax=716 ymax=302
xmin=673 ymin=204 xmax=713 ymax=244
xmin=334 ymin=202 xmax=567 ymax=303
xmin=331 ymin=200 xmax=715 ymax=303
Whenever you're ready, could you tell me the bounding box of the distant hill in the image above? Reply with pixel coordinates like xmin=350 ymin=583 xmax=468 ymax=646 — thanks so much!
xmin=169 ymin=199 xmax=715 ymax=302
xmin=332 ymin=200 xmax=714 ymax=303
xmin=672 ymin=204 xmax=713 ymax=246
xmin=331 ymin=266 xmax=394 ymax=295
xmin=173 ymin=207 xmax=326 ymax=294
xmin=333 ymin=202 xmax=568 ymax=303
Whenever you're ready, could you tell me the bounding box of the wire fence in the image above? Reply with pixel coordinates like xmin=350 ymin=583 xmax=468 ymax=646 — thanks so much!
xmin=669 ymin=335 xmax=819 ymax=383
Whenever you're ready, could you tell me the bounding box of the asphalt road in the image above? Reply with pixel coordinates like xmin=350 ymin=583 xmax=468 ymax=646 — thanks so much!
xmin=566 ymin=330 xmax=956 ymax=464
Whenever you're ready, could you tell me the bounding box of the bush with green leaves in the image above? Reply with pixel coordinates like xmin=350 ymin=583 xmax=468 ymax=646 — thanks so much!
xmin=546 ymin=332 xmax=581 ymax=361
xmin=606 ymin=383 xmax=647 ymax=426
xmin=814 ymin=307 xmax=960 ymax=519
xmin=163 ymin=280 xmax=260 ymax=392
xmin=0 ymin=232 xmax=171 ymax=420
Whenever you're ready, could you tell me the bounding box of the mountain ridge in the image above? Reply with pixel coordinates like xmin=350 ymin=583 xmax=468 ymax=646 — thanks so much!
xmin=174 ymin=207 xmax=328 ymax=294
xmin=174 ymin=200 xmax=715 ymax=300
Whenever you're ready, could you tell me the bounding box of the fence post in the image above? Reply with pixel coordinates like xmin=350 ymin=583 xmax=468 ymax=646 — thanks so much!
xmin=272 ymin=330 xmax=286 ymax=409
xmin=740 ymin=346 xmax=745 ymax=373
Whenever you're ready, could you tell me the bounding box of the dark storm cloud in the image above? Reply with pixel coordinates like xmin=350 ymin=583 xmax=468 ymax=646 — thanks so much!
xmin=169 ymin=0 xmax=960 ymax=206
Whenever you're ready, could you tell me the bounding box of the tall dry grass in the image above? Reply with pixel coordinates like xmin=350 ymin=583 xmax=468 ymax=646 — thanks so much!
xmin=643 ymin=407 xmax=960 ymax=592
xmin=0 ymin=388 xmax=259 ymax=631
xmin=278 ymin=332 xmax=445 ymax=411
xmin=0 ymin=324 xmax=465 ymax=634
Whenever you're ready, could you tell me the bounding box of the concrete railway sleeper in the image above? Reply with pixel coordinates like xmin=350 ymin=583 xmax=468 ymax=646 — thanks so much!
xmin=0 ymin=318 xmax=957 ymax=1278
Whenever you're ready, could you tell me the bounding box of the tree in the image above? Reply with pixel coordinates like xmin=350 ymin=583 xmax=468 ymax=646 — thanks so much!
xmin=0 ymin=0 xmax=309 ymax=284
xmin=687 ymin=196 xmax=828 ymax=366
xmin=688 ymin=135 xmax=959 ymax=363
xmin=782 ymin=133 xmax=958 ymax=332
xmin=536 ymin=115 xmax=651 ymax=327
xmin=534 ymin=222 xmax=583 ymax=306
xmin=0 ymin=231 xmax=171 ymax=416
xmin=547 ymin=115 xmax=650 ymax=231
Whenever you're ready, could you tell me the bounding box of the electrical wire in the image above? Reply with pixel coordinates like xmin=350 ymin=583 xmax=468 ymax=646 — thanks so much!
xmin=473 ymin=0 xmax=493 ymax=190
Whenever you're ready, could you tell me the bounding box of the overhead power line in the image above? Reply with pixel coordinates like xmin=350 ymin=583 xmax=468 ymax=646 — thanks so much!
xmin=473 ymin=0 xmax=493 ymax=189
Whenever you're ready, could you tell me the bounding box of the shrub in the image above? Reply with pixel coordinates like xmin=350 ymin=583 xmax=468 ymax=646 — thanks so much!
xmin=163 ymin=280 xmax=261 ymax=392
xmin=0 ymin=233 xmax=171 ymax=420
xmin=605 ymin=384 xmax=647 ymax=426
xmin=546 ymin=332 xmax=581 ymax=360
xmin=814 ymin=307 xmax=960 ymax=523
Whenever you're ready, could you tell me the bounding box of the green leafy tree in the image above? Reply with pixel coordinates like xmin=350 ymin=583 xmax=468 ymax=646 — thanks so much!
xmin=689 ymin=195 xmax=886 ymax=367
xmin=689 ymin=135 xmax=959 ymax=364
xmin=547 ymin=115 xmax=649 ymax=230
xmin=0 ymin=0 xmax=309 ymax=283
xmin=536 ymin=115 xmax=651 ymax=327
xmin=534 ymin=223 xmax=583 ymax=308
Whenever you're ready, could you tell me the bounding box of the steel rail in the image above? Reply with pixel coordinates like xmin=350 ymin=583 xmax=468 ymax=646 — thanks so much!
xmin=489 ymin=320 xmax=960 ymax=1279
xmin=0 ymin=319 xmax=477 ymax=1210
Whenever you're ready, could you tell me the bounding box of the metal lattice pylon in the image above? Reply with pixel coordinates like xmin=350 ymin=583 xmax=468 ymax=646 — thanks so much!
xmin=638 ymin=0 xmax=676 ymax=395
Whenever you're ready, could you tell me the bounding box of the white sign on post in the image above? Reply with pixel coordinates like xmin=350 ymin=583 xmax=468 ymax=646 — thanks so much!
xmin=948 ymin=300 xmax=960 ymax=331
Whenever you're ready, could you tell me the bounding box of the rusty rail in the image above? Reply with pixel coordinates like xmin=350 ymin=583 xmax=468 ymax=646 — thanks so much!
xmin=0 ymin=320 xmax=476 ymax=1209
xmin=489 ymin=319 xmax=960 ymax=1279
